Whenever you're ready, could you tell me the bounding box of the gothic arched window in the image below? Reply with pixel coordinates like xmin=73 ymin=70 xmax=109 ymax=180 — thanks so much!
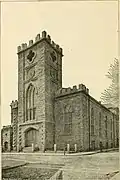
xmin=111 ymin=119 xmax=112 ymax=141
xmin=105 ymin=116 xmax=107 ymax=138
xmin=64 ymin=105 xmax=72 ymax=134
xmin=91 ymin=108 xmax=94 ymax=135
xmin=99 ymin=112 xmax=102 ymax=137
xmin=26 ymin=84 xmax=36 ymax=121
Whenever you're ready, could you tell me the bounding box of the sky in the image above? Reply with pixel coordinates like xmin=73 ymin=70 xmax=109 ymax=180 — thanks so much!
xmin=1 ymin=1 xmax=118 ymax=127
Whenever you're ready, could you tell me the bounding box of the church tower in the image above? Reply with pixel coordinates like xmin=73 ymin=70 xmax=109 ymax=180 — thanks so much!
xmin=17 ymin=31 xmax=63 ymax=151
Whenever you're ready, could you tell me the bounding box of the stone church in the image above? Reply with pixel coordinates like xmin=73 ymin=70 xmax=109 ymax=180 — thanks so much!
xmin=1 ymin=31 xmax=119 ymax=152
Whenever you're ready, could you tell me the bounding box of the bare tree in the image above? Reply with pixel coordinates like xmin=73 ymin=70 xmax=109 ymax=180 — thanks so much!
xmin=100 ymin=58 xmax=119 ymax=108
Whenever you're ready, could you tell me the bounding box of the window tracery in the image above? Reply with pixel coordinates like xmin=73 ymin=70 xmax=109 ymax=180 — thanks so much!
xmin=26 ymin=84 xmax=36 ymax=121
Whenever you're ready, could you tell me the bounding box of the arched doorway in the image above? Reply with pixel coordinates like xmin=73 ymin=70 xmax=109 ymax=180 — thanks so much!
xmin=4 ymin=142 xmax=8 ymax=151
xmin=25 ymin=128 xmax=38 ymax=147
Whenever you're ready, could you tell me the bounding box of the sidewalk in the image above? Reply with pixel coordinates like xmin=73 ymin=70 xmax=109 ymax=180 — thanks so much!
xmin=2 ymin=159 xmax=27 ymax=170
xmin=2 ymin=148 xmax=118 ymax=156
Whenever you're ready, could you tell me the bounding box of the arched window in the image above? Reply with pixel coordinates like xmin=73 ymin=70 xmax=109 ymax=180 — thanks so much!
xmin=99 ymin=112 xmax=102 ymax=137
xmin=91 ymin=108 xmax=94 ymax=135
xmin=111 ymin=119 xmax=112 ymax=141
xmin=64 ymin=105 xmax=72 ymax=134
xmin=105 ymin=116 xmax=107 ymax=138
xmin=32 ymin=88 xmax=36 ymax=120
xmin=26 ymin=84 xmax=36 ymax=121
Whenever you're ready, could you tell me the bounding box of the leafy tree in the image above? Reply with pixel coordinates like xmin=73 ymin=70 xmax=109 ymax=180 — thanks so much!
xmin=100 ymin=58 xmax=119 ymax=108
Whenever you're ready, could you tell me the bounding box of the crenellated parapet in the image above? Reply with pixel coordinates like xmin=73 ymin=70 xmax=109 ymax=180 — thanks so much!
xmin=2 ymin=125 xmax=12 ymax=129
xmin=10 ymin=100 xmax=18 ymax=109
xmin=55 ymin=84 xmax=89 ymax=97
xmin=17 ymin=30 xmax=63 ymax=55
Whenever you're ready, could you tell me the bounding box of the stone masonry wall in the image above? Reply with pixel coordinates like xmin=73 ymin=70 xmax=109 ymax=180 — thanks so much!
xmin=55 ymin=92 xmax=83 ymax=151
xmin=81 ymin=93 xmax=90 ymax=151
xmin=10 ymin=100 xmax=18 ymax=151
xmin=44 ymin=41 xmax=62 ymax=150
xmin=17 ymin=40 xmax=47 ymax=151
xmin=88 ymin=98 xmax=117 ymax=150
xmin=18 ymin=122 xmax=45 ymax=151
xmin=2 ymin=126 xmax=12 ymax=152
xmin=55 ymin=86 xmax=118 ymax=152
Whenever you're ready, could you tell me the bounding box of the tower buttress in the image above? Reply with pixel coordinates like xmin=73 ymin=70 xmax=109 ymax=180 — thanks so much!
xmin=10 ymin=100 xmax=18 ymax=151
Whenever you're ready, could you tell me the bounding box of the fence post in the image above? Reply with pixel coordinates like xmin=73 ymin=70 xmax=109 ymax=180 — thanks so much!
xmin=32 ymin=143 xmax=34 ymax=152
xmin=67 ymin=144 xmax=70 ymax=153
xmin=54 ymin=144 xmax=57 ymax=153
xmin=75 ymin=144 xmax=77 ymax=152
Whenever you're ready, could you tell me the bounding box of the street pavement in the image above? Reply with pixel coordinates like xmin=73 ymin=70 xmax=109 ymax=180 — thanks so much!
xmin=62 ymin=152 xmax=119 ymax=179
xmin=2 ymin=150 xmax=119 ymax=180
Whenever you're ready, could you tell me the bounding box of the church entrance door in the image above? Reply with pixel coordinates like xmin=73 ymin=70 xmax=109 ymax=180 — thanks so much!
xmin=4 ymin=142 xmax=8 ymax=151
xmin=25 ymin=128 xmax=38 ymax=147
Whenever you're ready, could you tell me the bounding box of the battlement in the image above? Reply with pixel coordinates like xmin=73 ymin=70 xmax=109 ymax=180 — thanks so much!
xmin=55 ymin=84 xmax=89 ymax=97
xmin=2 ymin=125 xmax=11 ymax=129
xmin=10 ymin=100 xmax=18 ymax=109
xmin=17 ymin=30 xmax=63 ymax=55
